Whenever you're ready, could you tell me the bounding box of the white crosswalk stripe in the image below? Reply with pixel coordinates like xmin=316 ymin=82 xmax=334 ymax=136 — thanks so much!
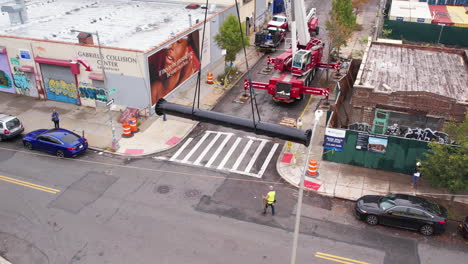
xmin=168 ymin=131 xmax=280 ymax=178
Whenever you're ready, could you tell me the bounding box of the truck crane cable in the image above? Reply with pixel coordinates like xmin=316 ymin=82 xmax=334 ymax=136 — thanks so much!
xmin=234 ymin=0 xmax=262 ymax=130
xmin=192 ymin=0 xmax=210 ymax=114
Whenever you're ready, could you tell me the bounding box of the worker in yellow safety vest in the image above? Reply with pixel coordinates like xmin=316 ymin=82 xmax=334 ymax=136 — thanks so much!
xmin=262 ymin=185 xmax=276 ymax=215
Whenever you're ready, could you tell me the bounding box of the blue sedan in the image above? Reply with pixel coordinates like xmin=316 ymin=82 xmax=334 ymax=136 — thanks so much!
xmin=23 ymin=128 xmax=88 ymax=158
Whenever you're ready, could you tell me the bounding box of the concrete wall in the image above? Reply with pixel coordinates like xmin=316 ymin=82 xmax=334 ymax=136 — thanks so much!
xmin=0 ymin=36 xmax=147 ymax=109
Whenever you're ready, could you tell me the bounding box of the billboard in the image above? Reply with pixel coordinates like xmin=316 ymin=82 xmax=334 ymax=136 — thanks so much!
xmin=148 ymin=30 xmax=200 ymax=105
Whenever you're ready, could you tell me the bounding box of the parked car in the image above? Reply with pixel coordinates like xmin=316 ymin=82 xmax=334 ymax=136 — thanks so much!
xmin=355 ymin=193 xmax=447 ymax=236
xmin=0 ymin=114 xmax=24 ymax=141
xmin=459 ymin=216 xmax=468 ymax=239
xmin=23 ymin=128 xmax=88 ymax=158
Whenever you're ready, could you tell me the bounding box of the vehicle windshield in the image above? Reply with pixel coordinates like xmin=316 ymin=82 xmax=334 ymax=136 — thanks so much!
xmin=6 ymin=118 xmax=20 ymax=130
xmin=61 ymin=133 xmax=80 ymax=145
xmin=273 ymin=17 xmax=285 ymax=23
xmin=379 ymin=194 xmax=396 ymax=210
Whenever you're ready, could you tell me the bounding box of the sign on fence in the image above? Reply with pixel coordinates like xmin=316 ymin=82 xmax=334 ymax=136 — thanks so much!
xmin=324 ymin=128 xmax=346 ymax=152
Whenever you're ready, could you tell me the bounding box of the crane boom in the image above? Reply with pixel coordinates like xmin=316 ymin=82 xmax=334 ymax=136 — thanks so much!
xmin=294 ymin=0 xmax=310 ymax=46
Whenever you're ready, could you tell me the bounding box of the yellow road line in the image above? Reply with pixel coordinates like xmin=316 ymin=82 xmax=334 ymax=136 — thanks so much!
xmin=0 ymin=146 xmax=283 ymax=185
xmin=0 ymin=175 xmax=60 ymax=194
xmin=315 ymin=252 xmax=369 ymax=264
xmin=299 ymin=95 xmax=314 ymax=118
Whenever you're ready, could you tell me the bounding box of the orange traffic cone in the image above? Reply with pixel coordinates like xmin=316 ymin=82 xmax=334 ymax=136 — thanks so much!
xmin=307 ymin=160 xmax=318 ymax=176
xmin=207 ymin=72 xmax=214 ymax=84
xmin=122 ymin=122 xmax=133 ymax=138
xmin=129 ymin=117 xmax=139 ymax=133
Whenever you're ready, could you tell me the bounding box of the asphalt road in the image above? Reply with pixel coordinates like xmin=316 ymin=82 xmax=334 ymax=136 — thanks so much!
xmin=1 ymin=1 xmax=467 ymax=264
xmin=1 ymin=139 xmax=467 ymax=264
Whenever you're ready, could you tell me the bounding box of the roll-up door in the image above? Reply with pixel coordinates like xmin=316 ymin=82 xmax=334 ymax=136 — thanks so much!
xmin=40 ymin=64 xmax=80 ymax=104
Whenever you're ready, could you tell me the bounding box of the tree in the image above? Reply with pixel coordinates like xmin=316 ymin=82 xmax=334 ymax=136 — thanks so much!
xmin=352 ymin=0 xmax=370 ymax=15
xmin=419 ymin=110 xmax=468 ymax=195
xmin=214 ymin=14 xmax=249 ymax=67
xmin=325 ymin=0 xmax=356 ymax=81
xmin=326 ymin=0 xmax=356 ymax=57
xmin=332 ymin=0 xmax=356 ymax=31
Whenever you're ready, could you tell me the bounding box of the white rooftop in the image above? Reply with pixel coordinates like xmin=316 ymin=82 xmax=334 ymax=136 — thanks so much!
xmin=0 ymin=0 xmax=223 ymax=51
xmin=390 ymin=0 xmax=432 ymax=20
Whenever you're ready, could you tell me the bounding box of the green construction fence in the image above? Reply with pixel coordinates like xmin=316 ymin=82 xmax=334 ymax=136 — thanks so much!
xmin=383 ymin=20 xmax=468 ymax=47
xmin=322 ymin=130 xmax=430 ymax=174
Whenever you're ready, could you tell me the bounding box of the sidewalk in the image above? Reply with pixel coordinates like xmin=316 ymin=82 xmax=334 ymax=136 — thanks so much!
xmin=0 ymin=20 xmax=466 ymax=207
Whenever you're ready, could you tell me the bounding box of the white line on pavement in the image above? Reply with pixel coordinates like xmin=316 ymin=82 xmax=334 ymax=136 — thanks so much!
xmin=244 ymin=140 xmax=267 ymax=173
xmin=170 ymin=138 xmax=193 ymax=161
xmin=181 ymin=131 xmax=211 ymax=163
xmin=231 ymin=139 xmax=253 ymax=172
xmin=218 ymin=137 xmax=242 ymax=170
xmin=206 ymin=133 xmax=233 ymax=168
xmin=194 ymin=132 xmax=221 ymax=165
xmin=257 ymin=143 xmax=279 ymax=177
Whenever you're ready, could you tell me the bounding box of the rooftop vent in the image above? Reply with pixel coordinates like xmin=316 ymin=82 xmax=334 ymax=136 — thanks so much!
xmin=77 ymin=32 xmax=94 ymax=45
xmin=1 ymin=0 xmax=28 ymax=25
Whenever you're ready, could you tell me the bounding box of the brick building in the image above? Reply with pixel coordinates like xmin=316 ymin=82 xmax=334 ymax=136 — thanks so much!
xmin=349 ymin=41 xmax=467 ymax=139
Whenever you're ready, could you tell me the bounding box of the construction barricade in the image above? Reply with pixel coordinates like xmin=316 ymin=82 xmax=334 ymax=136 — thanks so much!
xmin=207 ymin=72 xmax=214 ymax=84
xmin=129 ymin=117 xmax=139 ymax=133
xmin=307 ymin=160 xmax=318 ymax=176
xmin=122 ymin=122 xmax=133 ymax=138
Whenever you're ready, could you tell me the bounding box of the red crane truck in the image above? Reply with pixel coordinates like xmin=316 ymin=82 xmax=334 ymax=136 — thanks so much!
xmin=245 ymin=4 xmax=340 ymax=103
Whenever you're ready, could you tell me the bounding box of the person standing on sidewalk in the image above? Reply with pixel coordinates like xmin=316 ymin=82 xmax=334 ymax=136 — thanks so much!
xmin=412 ymin=162 xmax=422 ymax=188
xmin=51 ymin=109 xmax=60 ymax=128
xmin=262 ymin=185 xmax=276 ymax=215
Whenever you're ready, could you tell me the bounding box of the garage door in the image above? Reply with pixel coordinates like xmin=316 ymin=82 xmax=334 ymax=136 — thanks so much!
xmin=41 ymin=64 xmax=79 ymax=104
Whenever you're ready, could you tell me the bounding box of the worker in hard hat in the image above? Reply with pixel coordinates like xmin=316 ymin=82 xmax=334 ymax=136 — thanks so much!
xmin=262 ymin=185 xmax=276 ymax=215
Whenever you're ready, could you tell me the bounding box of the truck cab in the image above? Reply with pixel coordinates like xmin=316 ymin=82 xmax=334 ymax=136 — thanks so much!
xmin=268 ymin=15 xmax=289 ymax=31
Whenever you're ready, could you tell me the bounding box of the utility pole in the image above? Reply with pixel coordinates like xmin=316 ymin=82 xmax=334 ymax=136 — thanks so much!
xmin=290 ymin=110 xmax=323 ymax=264
xmin=71 ymin=30 xmax=119 ymax=150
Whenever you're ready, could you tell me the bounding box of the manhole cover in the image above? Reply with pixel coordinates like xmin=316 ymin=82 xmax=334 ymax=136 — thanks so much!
xmin=184 ymin=189 xmax=201 ymax=198
xmin=156 ymin=185 xmax=171 ymax=194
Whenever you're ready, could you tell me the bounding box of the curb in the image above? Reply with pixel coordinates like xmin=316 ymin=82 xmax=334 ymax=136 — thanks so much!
xmin=88 ymin=48 xmax=265 ymax=158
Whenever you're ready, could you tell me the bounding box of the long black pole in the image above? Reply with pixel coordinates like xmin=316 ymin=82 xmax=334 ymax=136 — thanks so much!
xmin=156 ymin=99 xmax=312 ymax=146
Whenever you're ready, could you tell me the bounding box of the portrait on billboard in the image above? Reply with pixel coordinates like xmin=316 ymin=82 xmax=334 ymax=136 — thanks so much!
xmin=148 ymin=31 xmax=200 ymax=105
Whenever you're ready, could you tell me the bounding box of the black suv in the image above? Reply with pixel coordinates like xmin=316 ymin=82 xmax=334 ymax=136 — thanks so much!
xmin=355 ymin=193 xmax=447 ymax=236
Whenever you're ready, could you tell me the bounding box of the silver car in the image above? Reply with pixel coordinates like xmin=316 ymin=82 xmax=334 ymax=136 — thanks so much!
xmin=0 ymin=114 xmax=24 ymax=141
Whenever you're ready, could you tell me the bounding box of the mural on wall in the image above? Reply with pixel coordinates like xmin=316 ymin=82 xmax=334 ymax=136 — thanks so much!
xmin=148 ymin=30 xmax=200 ymax=105
xmin=8 ymin=57 xmax=38 ymax=97
xmin=79 ymin=81 xmax=107 ymax=102
xmin=348 ymin=122 xmax=371 ymax=133
xmin=349 ymin=122 xmax=453 ymax=144
xmin=387 ymin=123 xmax=452 ymax=144
xmin=41 ymin=64 xmax=79 ymax=104
xmin=47 ymin=79 xmax=78 ymax=100
xmin=0 ymin=54 xmax=15 ymax=93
